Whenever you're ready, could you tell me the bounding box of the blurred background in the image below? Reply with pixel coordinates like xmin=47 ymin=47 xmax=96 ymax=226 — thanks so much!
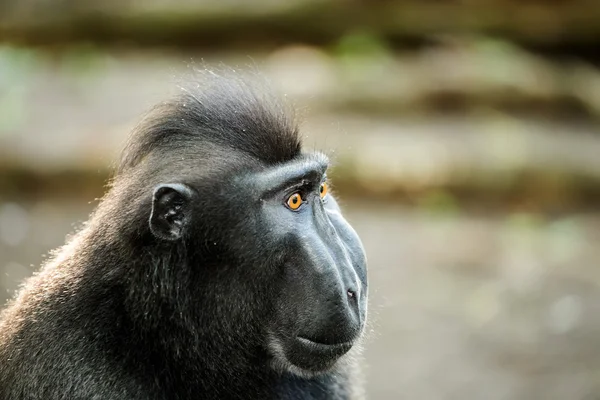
xmin=1 ymin=0 xmax=600 ymax=398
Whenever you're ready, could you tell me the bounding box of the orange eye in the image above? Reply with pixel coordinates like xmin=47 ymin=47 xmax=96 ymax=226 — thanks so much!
xmin=286 ymin=193 xmax=303 ymax=210
xmin=319 ymin=182 xmax=328 ymax=199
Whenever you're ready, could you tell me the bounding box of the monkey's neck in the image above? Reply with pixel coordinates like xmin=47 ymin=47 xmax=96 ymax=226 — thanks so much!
xmin=272 ymin=371 xmax=353 ymax=400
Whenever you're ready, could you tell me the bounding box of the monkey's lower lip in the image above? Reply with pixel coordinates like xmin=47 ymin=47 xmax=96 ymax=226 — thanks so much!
xmin=283 ymin=335 xmax=354 ymax=373
xmin=295 ymin=336 xmax=353 ymax=354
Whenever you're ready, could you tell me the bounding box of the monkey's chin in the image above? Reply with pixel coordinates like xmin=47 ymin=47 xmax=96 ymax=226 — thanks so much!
xmin=268 ymin=334 xmax=353 ymax=378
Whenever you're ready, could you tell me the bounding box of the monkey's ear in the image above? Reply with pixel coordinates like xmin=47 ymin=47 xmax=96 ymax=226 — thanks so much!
xmin=149 ymin=183 xmax=194 ymax=241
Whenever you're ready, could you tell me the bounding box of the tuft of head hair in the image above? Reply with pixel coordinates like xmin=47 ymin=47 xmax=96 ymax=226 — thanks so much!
xmin=118 ymin=69 xmax=301 ymax=174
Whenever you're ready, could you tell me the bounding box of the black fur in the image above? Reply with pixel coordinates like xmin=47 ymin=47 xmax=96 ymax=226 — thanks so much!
xmin=0 ymin=70 xmax=368 ymax=400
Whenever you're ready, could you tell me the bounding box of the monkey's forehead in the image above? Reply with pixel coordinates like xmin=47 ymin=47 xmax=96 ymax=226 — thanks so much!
xmin=235 ymin=152 xmax=329 ymax=193
xmin=267 ymin=152 xmax=329 ymax=178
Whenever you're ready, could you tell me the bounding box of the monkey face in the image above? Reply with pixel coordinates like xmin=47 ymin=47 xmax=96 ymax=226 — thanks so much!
xmin=254 ymin=158 xmax=368 ymax=376
xmin=149 ymin=151 xmax=368 ymax=377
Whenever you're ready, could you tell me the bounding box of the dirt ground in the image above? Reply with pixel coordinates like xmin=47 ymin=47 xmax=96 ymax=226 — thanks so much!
xmin=1 ymin=199 xmax=599 ymax=399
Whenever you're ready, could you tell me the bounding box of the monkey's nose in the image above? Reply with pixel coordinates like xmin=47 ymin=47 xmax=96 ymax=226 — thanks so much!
xmin=344 ymin=284 xmax=362 ymax=321
xmin=341 ymin=264 xmax=362 ymax=315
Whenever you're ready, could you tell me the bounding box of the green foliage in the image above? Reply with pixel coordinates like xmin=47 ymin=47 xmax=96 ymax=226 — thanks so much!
xmin=0 ymin=46 xmax=37 ymax=134
xmin=417 ymin=190 xmax=461 ymax=218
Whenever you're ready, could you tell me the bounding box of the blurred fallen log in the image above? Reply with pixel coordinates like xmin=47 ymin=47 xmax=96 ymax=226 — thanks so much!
xmin=1 ymin=0 xmax=600 ymax=49
xmin=2 ymin=114 xmax=600 ymax=213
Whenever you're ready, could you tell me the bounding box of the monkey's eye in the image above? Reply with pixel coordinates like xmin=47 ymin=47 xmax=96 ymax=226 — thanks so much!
xmin=319 ymin=182 xmax=328 ymax=199
xmin=286 ymin=193 xmax=304 ymax=210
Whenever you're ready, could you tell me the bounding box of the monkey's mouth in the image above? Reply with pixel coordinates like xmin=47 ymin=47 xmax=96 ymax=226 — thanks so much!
xmin=268 ymin=331 xmax=357 ymax=376
xmin=282 ymin=335 xmax=354 ymax=374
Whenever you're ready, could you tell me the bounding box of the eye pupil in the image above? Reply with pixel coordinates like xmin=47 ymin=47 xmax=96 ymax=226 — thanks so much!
xmin=320 ymin=182 xmax=328 ymax=198
xmin=287 ymin=193 xmax=303 ymax=210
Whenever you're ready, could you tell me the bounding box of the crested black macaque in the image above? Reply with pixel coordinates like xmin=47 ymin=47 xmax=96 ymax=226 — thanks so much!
xmin=0 ymin=71 xmax=368 ymax=400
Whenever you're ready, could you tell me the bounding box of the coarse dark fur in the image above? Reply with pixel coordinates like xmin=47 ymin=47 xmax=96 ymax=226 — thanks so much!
xmin=0 ymin=70 xmax=368 ymax=400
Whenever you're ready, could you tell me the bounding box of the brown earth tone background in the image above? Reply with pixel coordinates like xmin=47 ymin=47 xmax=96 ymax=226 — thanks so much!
xmin=1 ymin=1 xmax=600 ymax=399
